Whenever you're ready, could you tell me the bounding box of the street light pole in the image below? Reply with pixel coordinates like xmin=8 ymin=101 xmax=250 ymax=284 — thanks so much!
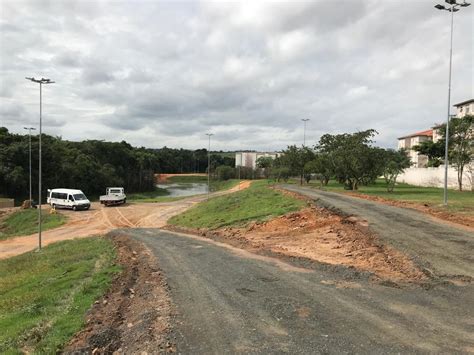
xmin=301 ymin=118 xmax=310 ymax=185
xmin=206 ymin=133 xmax=214 ymax=199
xmin=434 ymin=0 xmax=471 ymax=205
xmin=302 ymin=118 xmax=310 ymax=147
xmin=25 ymin=77 xmax=55 ymax=251
xmin=23 ymin=126 xmax=36 ymax=205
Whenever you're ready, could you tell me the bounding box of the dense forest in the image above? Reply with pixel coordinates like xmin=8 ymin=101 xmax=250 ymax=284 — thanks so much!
xmin=0 ymin=127 xmax=235 ymax=201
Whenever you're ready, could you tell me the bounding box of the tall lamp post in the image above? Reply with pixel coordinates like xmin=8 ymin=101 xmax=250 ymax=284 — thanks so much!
xmin=206 ymin=133 xmax=214 ymax=199
xmin=434 ymin=0 xmax=470 ymax=205
xmin=302 ymin=118 xmax=310 ymax=146
xmin=301 ymin=118 xmax=310 ymax=185
xmin=23 ymin=126 xmax=36 ymax=206
xmin=25 ymin=77 xmax=55 ymax=251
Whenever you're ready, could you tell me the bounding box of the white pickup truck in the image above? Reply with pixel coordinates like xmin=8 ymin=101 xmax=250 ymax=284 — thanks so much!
xmin=100 ymin=187 xmax=126 ymax=206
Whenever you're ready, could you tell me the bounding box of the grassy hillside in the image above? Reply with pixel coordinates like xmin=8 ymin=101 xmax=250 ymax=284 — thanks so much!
xmin=169 ymin=180 xmax=305 ymax=229
xmin=0 ymin=209 xmax=67 ymax=241
xmin=0 ymin=237 xmax=120 ymax=353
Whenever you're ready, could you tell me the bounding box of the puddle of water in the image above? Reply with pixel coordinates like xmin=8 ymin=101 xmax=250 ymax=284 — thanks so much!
xmin=156 ymin=183 xmax=208 ymax=197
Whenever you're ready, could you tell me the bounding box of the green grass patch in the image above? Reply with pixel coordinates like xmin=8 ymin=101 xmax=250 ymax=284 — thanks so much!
xmin=167 ymin=175 xmax=208 ymax=183
xmin=210 ymin=179 xmax=240 ymax=192
xmin=169 ymin=180 xmax=305 ymax=229
xmin=0 ymin=237 xmax=120 ymax=353
xmin=305 ymin=179 xmax=473 ymax=214
xmin=127 ymin=186 xmax=170 ymax=201
xmin=0 ymin=209 xmax=67 ymax=241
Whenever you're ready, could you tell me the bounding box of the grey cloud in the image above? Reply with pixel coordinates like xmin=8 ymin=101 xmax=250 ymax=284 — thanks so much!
xmin=0 ymin=0 xmax=472 ymax=151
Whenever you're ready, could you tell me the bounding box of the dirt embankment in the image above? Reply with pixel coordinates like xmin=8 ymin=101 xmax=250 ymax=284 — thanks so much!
xmin=343 ymin=191 xmax=474 ymax=229
xmin=64 ymin=235 xmax=175 ymax=354
xmin=167 ymin=203 xmax=427 ymax=283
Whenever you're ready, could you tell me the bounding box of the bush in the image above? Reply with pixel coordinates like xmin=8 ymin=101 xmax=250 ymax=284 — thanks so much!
xmin=216 ymin=165 xmax=235 ymax=181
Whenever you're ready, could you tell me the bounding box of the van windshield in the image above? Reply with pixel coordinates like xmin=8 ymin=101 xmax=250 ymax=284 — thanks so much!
xmin=73 ymin=194 xmax=87 ymax=201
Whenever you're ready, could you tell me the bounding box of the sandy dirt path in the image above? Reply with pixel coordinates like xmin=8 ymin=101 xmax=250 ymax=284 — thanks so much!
xmin=0 ymin=181 xmax=251 ymax=259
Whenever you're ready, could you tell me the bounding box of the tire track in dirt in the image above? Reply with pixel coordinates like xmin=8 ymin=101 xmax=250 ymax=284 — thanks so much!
xmin=114 ymin=207 xmax=135 ymax=228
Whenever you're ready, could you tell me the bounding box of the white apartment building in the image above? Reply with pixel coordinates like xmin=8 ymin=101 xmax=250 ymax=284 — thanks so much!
xmin=235 ymin=151 xmax=279 ymax=169
xmin=454 ymin=98 xmax=474 ymax=118
xmin=397 ymin=98 xmax=473 ymax=167
xmin=397 ymin=130 xmax=433 ymax=167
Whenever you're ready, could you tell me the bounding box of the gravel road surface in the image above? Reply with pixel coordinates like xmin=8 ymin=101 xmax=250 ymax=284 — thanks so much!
xmin=281 ymin=185 xmax=474 ymax=280
xmin=115 ymin=229 xmax=474 ymax=354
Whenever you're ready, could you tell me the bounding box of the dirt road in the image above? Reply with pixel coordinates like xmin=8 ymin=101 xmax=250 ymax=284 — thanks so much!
xmin=281 ymin=185 xmax=474 ymax=280
xmin=0 ymin=181 xmax=251 ymax=259
xmin=113 ymin=229 xmax=474 ymax=353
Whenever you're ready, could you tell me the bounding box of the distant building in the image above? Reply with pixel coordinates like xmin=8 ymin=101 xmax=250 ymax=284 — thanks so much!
xmin=235 ymin=152 xmax=279 ymax=169
xmin=454 ymin=98 xmax=474 ymax=118
xmin=397 ymin=97 xmax=473 ymax=168
xmin=397 ymin=129 xmax=433 ymax=168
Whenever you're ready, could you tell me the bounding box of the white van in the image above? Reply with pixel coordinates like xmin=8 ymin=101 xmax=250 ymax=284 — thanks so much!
xmin=47 ymin=188 xmax=91 ymax=211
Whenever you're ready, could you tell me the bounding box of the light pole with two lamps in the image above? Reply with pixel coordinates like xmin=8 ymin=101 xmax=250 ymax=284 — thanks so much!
xmin=25 ymin=77 xmax=55 ymax=251
xmin=434 ymin=0 xmax=470 ymax=205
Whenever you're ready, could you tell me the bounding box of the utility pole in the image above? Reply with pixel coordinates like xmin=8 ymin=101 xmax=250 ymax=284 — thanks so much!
xmin=434 ymin=0 xmax=471 ymax=205
xmin=301 ymin=118 xmax=310 ymax=185
xmin=23 ymin=126 xmax=36 ymax=206
xmin=206 ymin=133 xmax=214 ymax=199
xmin=25 ymin=77 xmax=55 ymax=251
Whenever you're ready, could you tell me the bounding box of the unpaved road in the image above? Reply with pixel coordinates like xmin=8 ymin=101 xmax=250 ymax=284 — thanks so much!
xmin=114 ymin=229 xmax=474 ymax=353
xmin=0 ymin=181 xmax=251 ymax=259
xmin=281 ymin=185 xmax=474 ymax=280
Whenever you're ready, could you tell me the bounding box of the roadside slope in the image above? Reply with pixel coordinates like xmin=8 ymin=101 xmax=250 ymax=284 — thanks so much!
xmin=281 ymin=185 xmax=474 ymax=280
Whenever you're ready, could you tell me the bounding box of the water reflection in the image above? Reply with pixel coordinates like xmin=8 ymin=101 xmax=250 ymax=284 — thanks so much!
xmin=156 ymin=183 xmax=208 ymax=197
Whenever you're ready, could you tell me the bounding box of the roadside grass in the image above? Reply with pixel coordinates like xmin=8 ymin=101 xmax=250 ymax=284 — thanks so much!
xmin=0 ymin=209 xmax=67 ymax=241
xmin=210 ymin=179 xmax=240 ymax=192
xmin=168 ymin=180 xmax=305 ymax=229
xmin=303 ymin=179 xmax=473 ymax=214
xmin=0 ymin=237 xmax=120 ymax=353
xmin=127 ymin=186 xmax=170 ymax=201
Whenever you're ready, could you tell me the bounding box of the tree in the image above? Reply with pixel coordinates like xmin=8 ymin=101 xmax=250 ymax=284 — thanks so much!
xmin=271 ymin=167 xmax=290 ymax=182
xmin=412 ymin=140 xmax=444 ymax=167
xmin=382 ymin=149 xmax=411 ymax=192
xmin=436 ymin=115 xmax=474 ymax=191
xmin=256 ymin=156 xmax=274 ymax=179
xmin=304 ymin=153 xmax=332 ymax=186
xmin=317 ymin=129 xmax=384 ymax=190
xmin=277 ymin=145 xmax=315 ymax=184
xmin=448 ymin=115 xmax=473 ymax=191
xmin=216 ymin=165 xmax=235 ymax=181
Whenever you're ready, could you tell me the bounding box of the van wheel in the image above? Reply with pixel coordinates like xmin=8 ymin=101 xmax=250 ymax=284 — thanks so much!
xmin=52 ymin=204 xmax=56 ymax=210
xmin=72 ymin=206 xmax=77 ymax=211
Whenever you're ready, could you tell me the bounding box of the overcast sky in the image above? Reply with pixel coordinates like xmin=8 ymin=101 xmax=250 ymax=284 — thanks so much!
xmin=0 ymin=0 xmax=473 ymax=151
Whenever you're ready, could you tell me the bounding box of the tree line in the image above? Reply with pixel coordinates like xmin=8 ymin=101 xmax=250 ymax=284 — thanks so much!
xmin=258 ymin=119 xmax=472 ymax=192
xmin=0 ymin=127 xmax=235 ymax=201
xmin=259 ymin=129 xmax=410 ymax=192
